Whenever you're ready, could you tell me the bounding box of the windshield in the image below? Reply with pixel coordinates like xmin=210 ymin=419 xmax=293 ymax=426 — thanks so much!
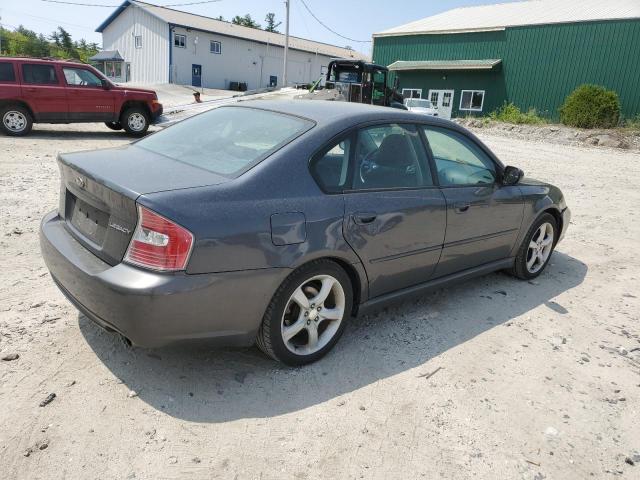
xmin=405 ymin=99 xmax=433 ymax=109
xmin=136 ymin=107 xmax=313 ymax=177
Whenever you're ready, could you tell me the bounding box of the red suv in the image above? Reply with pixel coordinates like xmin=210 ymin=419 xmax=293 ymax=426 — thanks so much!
xmin=0 ymin=57 xmax=163 ymax=136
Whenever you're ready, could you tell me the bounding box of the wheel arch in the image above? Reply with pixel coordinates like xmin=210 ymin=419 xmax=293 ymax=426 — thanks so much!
xmin=540 ymin=207 xmax=563 ymax=245
xmin=119 ymin=100 xmax=151 ymax=118
xmin=0 ymin=100 xmax=35 ymax=120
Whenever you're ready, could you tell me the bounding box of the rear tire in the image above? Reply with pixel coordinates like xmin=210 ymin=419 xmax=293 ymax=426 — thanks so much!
xmin=256 ymin=260 xmax=353 ymax=366
xmin=105 ymin=121 xmax=123 ymax=131
xmin=509 ymin=213 xmax=557 ymax=280
xmin=121 ymin=107 xmax=149 ymax=136
xmin=1 ymin=105 xmax=33 ymax=136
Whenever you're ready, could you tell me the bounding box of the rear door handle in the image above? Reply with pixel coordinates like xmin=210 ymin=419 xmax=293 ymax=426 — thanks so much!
xmin=454 ymin=202 xmax=470 ymax=213
xmin=353 ymin=212 xmax=377 ymax=225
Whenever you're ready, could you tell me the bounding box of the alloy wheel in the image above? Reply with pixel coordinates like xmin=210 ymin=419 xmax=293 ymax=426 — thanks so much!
xmin=127 ymin=113 xmax=146 ymax=132
xmin=526 ymin=222 xmax=554 ymax=273
xmin=281 ymin=274 xmax=346 ymax=356
xmin=3 ymin=111 xmax=27 ymax=133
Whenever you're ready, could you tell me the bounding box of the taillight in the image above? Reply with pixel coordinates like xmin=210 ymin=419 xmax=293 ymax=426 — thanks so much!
xmin=124 ymin=205 xmax=193 ymax=272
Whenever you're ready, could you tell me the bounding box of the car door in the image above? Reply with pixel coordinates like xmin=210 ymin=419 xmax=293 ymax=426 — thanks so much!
xmin=62 ymin=66 xmax=115 ymax=122
xmin=420 ymin=125 xmax=524 ymax=278
xmin=20 ymin=63 xmax=67 ymax=122
xmin=341 ymin=123 xmax=446 ymax=298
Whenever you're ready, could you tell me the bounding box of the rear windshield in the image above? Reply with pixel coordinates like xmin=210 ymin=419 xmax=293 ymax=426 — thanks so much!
xmin=136 ymin=106 xmax=314 ymax=177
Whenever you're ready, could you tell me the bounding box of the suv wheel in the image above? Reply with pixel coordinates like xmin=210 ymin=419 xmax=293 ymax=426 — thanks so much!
xmin=256 ymin=260 xmax=353 ymax=366
xmin=105 ymin=121 xmax=123 ymax=131
xmin=1 ymin=105 xmax=33 ymax=136
xmin=121 ymin=107 xmax=149 ymax=136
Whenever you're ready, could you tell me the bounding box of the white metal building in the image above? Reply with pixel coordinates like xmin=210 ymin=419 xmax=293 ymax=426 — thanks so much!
xmin=93 ymin=0 xmax=365 ymax=89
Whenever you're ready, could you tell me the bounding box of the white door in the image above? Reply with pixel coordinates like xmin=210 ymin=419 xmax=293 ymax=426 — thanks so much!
xmin=428 ymin=89 xmax=454 ymax=120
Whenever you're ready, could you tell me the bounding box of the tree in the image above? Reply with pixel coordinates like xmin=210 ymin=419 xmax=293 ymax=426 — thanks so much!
xmin=232 ymin=14 xmax=261 ymax=29
xmin=264 ymin=13 xmax=281 ymax=33
xmin=0 ymin=24 xmax=95 ymax=61
xmin=344 ymin=45 xmax=353 ymax=51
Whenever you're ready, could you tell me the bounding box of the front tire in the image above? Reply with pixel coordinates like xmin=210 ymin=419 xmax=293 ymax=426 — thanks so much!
xmin=121 ymin=107 xmax=149 ymax=136
xmin=1 ymin=105 xmax=33 ymax=136
xmin=256 ymin=260 xmax=353 ymax=366
xmin=510 ymin=213 xmax=557 ymax=280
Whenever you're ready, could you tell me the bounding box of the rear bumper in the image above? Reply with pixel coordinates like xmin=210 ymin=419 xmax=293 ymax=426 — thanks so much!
xmin=40 ymin=210 xmax=289 ymax=348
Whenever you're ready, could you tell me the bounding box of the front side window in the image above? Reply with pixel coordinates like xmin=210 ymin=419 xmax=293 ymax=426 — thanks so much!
xmin=210 ymin=40 xmax=221 ymax=54
xmin=353 ymin=124 xmax=432 ymax=190
xmin=134 ymin=35 xmax=142 ymax=48
xmin=22 ymin=64 xmax=58 ymax=85
xmin=460 ymin=90 xmax=485 ymax=112
xmin=63 ymin=67 xmax=102 ymax=87
xmin=174 ymin=34 xmax=186 ymax=48
xmin=422 ymin=126 xmax=496 ymax=186
xmin=0 ymin=62 xmax=16 ymax=82
xmin=136 ymin=107 xmax=314 ymax=177
xmin=311 ymin=137 xmax=352 ymax=193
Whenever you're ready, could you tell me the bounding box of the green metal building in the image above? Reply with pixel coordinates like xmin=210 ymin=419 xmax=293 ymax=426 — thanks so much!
xmin=372 ymin=0 xmax=640 ymax=120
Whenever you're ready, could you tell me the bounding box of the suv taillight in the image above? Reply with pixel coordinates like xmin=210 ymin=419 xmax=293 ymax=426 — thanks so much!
xmin=124 ymin=206 xmax=193 ymax=272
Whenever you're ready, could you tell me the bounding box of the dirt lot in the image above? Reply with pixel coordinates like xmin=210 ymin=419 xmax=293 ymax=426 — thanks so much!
xmin=1 ymin=123 xmax=639 ymax=480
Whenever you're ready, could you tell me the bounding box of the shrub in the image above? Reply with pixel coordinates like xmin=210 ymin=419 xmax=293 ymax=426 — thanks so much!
xmin=623 ymin=115 xmax=640 ymax=130
xmin=489 ymin=103 xmax=546 ymax=125
xmin=559 ymin=84 xmax=620 ymax=129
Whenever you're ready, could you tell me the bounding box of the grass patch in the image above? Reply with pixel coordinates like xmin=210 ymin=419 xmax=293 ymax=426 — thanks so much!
xmin=489 ymin=103 xmax=547 ymax=125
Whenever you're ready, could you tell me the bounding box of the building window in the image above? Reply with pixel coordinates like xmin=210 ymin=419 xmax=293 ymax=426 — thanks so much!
xmin=459 ymin=90 xmax=485 ymax=112
xmin=174 ymin=34 xmax=186 ymax=48
xmin=134 ymin=35 xmax=142 ymax=49
xmin=210 ymin=40 xmax=221 ymax=54
xmin=402 ymin=88 xmax=422 ymax=99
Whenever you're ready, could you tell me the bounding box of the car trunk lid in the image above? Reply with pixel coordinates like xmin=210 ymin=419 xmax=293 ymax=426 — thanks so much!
xmin=57 ymin=145 xmax=228 ymax=266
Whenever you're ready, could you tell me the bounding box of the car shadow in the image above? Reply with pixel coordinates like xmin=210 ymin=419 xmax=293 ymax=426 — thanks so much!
xmin=78 ymin=251 xmax=587 ymax=423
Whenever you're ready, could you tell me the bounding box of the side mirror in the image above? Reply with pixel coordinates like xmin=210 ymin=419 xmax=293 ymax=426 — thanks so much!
xmin=502 ymin=166 xmax=524 ymax=185
xmin=101 ymin=79 xmax=111 ymax=90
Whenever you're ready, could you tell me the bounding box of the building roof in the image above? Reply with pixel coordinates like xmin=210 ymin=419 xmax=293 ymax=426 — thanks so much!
xmin=89 ymin=50 xmax=124 ymax=62
xmin=97 ymin=1 xmax=366 ymax=60
xmin=375 ymin=0 xmax=640 ymax=37
xmin=388 ymin=59 xmax=502 ymax=71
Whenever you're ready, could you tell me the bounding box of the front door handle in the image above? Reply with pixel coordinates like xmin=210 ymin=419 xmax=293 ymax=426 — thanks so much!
xmin=454 ymin=202 xmax=470 ymax=213
xmin=353 ymin=212 xmax=377 ymax=225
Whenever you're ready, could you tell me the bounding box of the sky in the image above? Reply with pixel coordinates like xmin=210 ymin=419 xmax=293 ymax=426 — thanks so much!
xmin=0 ymin=0 xmax=519 ymax=55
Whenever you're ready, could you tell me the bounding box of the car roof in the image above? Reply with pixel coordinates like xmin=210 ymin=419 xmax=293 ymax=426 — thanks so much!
xmin=232 ymin=99 xmax=455 ymax=128
xmin=0 ymin=57 xmax=88 ymax=67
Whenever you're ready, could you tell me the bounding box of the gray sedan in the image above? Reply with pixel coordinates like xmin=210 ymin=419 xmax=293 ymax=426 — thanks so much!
xmin=40 ymin=100 xmax=570 ymax=365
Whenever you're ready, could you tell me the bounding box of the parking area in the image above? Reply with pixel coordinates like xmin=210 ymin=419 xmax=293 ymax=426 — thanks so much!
xmin=0 ymin=123 xmax=639 ymax=479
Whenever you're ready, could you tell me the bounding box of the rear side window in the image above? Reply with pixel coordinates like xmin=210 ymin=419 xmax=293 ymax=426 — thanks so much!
xmin=22 ymin=64 xmax=58 ymax=85
xmin=353 ymin=124 xmax=433 ymax=190
xmin=136 ymin=107 xmax=314 ymax=177
xmin=0 ymin=62 xmax=16 ymax=82
xmin=311 ymin=137 xmax=352 ymax=193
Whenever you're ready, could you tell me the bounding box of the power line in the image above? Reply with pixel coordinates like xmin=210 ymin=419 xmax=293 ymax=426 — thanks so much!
xmin=40 ymin=0 xmax=221 ymax=6
xmin=297 ymin=0 xmax=371 ymax=43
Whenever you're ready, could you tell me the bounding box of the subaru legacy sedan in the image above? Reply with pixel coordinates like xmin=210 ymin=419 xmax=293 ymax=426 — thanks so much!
xmin=40 ymin=100 xmax=570 ymax=365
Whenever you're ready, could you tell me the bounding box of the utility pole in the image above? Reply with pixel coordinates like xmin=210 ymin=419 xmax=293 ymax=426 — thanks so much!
xmin=282 ymin=0 xmax=290 ymax=87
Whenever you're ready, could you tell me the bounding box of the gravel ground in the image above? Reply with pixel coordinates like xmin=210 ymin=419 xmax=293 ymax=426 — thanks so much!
xmin=1 ymin=123 xmax=639 ymax=480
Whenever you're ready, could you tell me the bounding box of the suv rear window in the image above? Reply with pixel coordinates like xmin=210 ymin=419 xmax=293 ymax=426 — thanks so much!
xmin=22 ymin=64 xmax=58 ymax=85
xmin=0 ymin=63 xmax=15 ymax=82
xmin=136 ymin=107 xmax=314 ymax=177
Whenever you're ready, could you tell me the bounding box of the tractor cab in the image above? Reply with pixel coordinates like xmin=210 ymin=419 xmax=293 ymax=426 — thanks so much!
xmin=324 ymin=60 xmax=404 ymax=108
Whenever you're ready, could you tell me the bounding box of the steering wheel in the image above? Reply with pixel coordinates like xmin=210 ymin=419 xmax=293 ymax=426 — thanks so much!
xmin=359 ymin=149 xmax=379 ymax=184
